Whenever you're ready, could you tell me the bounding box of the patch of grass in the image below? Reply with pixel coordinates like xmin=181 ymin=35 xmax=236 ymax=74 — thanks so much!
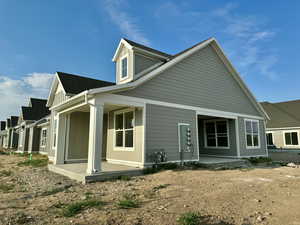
xmin=119 ymin=175 xmax=131 ymax=181
xmin=60 ymin=199 xmax=105 ymax=217
xmin=41 ymin=185 xmax=72 ymax=196
xmin=247 ymin=157 xmax=272 ymax=164
xmin=117 ymin=193 xmax=139 ymax=209
xmin=0 ymin=170 xmax=13 ymax=177
xmin=0 ymin=183 xmax=15 ymax=192
xmin=17 ymin=158 xmax=48 ymax=167
xmin=153 ymin=184 xmax=170 ymax=191
xmin=177 ymin=212 xmax=201 ymax=225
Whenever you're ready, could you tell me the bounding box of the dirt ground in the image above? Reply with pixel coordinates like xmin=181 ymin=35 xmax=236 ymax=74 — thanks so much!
xmin=1 ymin=152 xmax=300 ymax=225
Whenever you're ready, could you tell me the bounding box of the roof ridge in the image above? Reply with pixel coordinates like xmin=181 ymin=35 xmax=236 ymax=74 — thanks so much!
xmin=56 ymin=71 xmax=115 ymax=84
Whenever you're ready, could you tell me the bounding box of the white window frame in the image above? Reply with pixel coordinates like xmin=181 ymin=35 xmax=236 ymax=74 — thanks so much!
xmin=40 ymin=128 xmax=47 ymax=148
xmin=244 ymin=119 xmax=260 ymax=149
xmin=203 ymin=119 xmax=230 ymax=149
xmin=266 ymin=131 xmax=274 ymax=146
xmin=283 ymin=130 xmax=300 ymax=147
xmin=113 ymin=108 xmax=135 ymax=151
xmin=119 ymin=54 xmax=129 ymax=81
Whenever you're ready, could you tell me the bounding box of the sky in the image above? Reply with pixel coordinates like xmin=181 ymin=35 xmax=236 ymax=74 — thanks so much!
xmin=0 ymin=0 xmax=300 ymax=120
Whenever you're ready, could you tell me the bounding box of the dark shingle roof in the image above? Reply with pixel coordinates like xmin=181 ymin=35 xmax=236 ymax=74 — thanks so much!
xmin=261 ymin=101 xmax=300 ymax=128
xmin=10 ymin=116 xmax=19 ymax=127
xmin=0 ymin=121 xmax=5 ymax=130
xmin=123 ymin=38 xmax=172 ymax=58
xmin=22 ymin=98 xmax=50 ymax=121
xmin=57 ymin=72 xmax=115 ymax=95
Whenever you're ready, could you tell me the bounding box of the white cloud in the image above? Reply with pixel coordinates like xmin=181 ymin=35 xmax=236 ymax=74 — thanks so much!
xmin=0 ymin=73 xmax=54 ymax=120
xmin=103 ymin=0 xmax=150 ymax=45
xmin=154 ymin=2 xmax=278 ymax=80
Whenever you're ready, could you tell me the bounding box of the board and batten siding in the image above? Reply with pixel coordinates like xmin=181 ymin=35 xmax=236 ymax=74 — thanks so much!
xmin=106 ymin=107 xmax=143 ymax=163
xmin=145 ymin=104 xmax=198 ymax=163
xmin=119 ymin=45 xmax=261 ymax=117
xmin=238 ymin=117 xmax=267 ymax=156
xmin=198 ymin=119 xmax=237 ymax=156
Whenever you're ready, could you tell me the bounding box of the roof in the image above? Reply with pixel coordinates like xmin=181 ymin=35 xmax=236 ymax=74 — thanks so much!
xmin=88 ymin=37 xmax=267 ymax=119
xmin=57 ymin=72 xmax=115 ymax=95
xmin=123 ymin=38 xmax=172 ymax=58
xmin=0 ymin=121 xmax=5 ymax=131
xmin=21 ymin=98 xmax=50 ymax=121
xmin=10 ymin=116 xmax=19 ymax=127
xmin=261 ymin=100 xmax=300 ymax=128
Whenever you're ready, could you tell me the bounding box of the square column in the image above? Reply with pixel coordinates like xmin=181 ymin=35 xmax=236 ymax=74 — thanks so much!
xmin=86 ymin=103 xmax=104 ymax=175
xmin=54 ymin=113 xmax=67 ymax=165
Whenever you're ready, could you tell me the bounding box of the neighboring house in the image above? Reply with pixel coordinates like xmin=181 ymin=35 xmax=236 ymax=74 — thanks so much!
xmin=28 ymin=115 xmax=51 ymax=159
xmin=0 ymin=121 xmax=6 ymax=148
xmin=17 ymin=98 xmax=50 ymax=153
xmin=46 ymin=37 xmax=268 ymax=180
xmin=5 ymin=116 xmax=19 ymax=149
xmin=261 ymin=100 xmax=300 ymax=149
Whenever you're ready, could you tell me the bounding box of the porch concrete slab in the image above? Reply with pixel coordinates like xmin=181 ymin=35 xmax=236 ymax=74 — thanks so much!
xmin=197 ymin=156 xmax=249 ymax=168
xmin=48 ymin=162 xmax=143 ymax=183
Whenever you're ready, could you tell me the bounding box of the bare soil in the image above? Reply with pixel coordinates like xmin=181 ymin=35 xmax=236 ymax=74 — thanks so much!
xmin=1 ymin=151 xmax=300 ymax=225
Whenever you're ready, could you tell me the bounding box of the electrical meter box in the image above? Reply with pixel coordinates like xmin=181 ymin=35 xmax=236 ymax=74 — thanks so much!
xmin=178 ymin=123 xmax=192 ymax=152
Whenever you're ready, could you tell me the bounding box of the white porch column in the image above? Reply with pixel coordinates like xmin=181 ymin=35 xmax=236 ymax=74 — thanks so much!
xmin=86 ymin=103 xmax=104 ymax=174
xmin=54 ymin=113 xmax=67 ymax=165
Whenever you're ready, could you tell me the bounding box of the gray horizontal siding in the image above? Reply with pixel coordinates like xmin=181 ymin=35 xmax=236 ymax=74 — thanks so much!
xmin=145 ymin=104 xmax=198 ymax=163
xmin=134 ymin=53 xmax=160 ymax=75
xmin=238 ymin=117 xmax=267 ymax=157
xmin=120 ymin=45 xmax=261 ymax=116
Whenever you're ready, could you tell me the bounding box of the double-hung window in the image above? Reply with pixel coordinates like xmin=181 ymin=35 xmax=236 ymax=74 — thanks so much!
xmin=245 ymin=119 xmax=260 ymax=148
xmin=205 ymin=120 xmax=229 ymax=148
xmin=120 ymin=56 xmax=128 ymax=79
xmin=115 ymin=110 xmax=134 ymax=150
xmin=41 ymin=128 xmax=47 ymax=147
xmin=284 ymin=131 xmax=299 ymax=146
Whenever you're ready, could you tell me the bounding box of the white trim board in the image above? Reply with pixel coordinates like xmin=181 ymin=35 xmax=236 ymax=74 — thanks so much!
xmin=106 ymin=158 xmax=144 ymax=168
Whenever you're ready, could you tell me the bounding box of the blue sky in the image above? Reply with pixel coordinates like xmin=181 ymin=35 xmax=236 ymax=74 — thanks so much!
xmin=0 ymin=0 xmax=300 ymax=119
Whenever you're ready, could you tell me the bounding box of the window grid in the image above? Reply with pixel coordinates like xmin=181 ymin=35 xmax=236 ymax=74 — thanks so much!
xmin=245 ymin=120 xmax=260 ymax=148
xmin=204 ymin=120 xmax=229 ymax=148
xmin=114 ymin=110 xmax=134 ymax=150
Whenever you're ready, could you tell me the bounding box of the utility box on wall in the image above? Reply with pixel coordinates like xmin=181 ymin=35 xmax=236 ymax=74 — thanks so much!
xmin=178 ymin=123 xmax=193 ymax=153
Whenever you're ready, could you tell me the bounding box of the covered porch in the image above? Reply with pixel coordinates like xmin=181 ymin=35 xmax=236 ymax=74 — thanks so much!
xmin=49 ymin=94 xmax=145 ymax=182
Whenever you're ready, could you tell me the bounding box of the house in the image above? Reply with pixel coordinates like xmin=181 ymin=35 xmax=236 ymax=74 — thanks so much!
xmin=16 ymin=98 xmax=50 ymax=153
xmin=0 ymin=121 xmax=6 ymax=148
xmin=4 ymin=116 xmax=19 ymax=149
xmin=261 ymin=100 xmax=300 ymax=149
xmin=44 ymin=37 xmax=268 ymax=182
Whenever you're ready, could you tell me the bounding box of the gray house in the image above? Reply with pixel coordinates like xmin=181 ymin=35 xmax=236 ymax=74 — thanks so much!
xmin=44 ymin=37 xmax=268 ymax=181
xmin=17 ymin=98 xmax=50 ymax=153
xmin=4 ymin=116 xmax=19 ymax=149
xmin=261 ymin=100 xmax=300 ymax=149
xmin=0 ymin=121 xmax=6 ymax=148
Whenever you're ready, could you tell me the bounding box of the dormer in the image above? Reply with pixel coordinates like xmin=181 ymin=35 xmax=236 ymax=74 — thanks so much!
xmin=112 ymin=38 xmax=171 ymax=84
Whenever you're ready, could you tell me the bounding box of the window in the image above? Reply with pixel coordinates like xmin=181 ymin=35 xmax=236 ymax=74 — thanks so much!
xmin=266 ymin=132 xmax=274 ymax=146
xmin=114 ymin=110 xmax=134 ymax=150
xmin=284 ymin=131 xmax=299 ymax=146
xmin=204 ymin=120 xmax=229 ymax=148
xmin=121 ymin=57 xmax=128 ymax=79
xmin=41 ymin=128 xmax=47 ymax=147
xmin=19 ymin=129 xmax=23 ymax=147
xmin=53 ymin=119 xmax=57 ymax=148
xmin=245 ymin=119 xmax=260 ymax=148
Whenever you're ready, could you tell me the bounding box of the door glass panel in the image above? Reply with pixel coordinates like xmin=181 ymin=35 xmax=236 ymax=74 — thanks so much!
xmin=116 ymin=131 xmax=123 ymax=147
